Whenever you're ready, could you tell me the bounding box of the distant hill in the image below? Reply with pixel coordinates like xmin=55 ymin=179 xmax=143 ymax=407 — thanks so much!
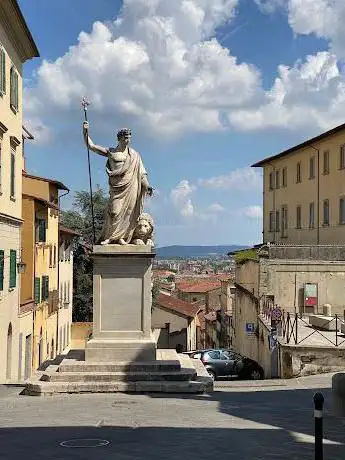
xmin=156 ymin=245 xmax=248 ymax=258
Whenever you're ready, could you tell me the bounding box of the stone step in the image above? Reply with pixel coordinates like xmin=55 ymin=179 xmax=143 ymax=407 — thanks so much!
xmin=42 ymin=369 xmax=196 ymax=383
xmin=24 ymin=379 xmax=209 ymax=396
xmin=58 ymin=360 xmax=181 ymax=373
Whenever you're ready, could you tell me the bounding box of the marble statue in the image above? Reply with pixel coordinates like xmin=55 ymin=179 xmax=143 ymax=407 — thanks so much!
xmin=82 ymin=122 xmax=153 ymax=245
xmin=132 ymin=213 xmax=154 ymax=247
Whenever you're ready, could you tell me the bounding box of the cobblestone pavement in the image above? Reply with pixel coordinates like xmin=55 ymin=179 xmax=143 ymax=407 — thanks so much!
xmin=0 ymin=374 xmax=344 ymax=460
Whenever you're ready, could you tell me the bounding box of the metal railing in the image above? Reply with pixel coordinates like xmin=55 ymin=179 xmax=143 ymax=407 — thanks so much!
xmin=260 ymin=296 xmax=345 ymax=347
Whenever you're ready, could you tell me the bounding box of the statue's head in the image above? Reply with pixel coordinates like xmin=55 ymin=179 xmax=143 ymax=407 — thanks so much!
xmin=117 ymin=128 xmax=131 ymax=146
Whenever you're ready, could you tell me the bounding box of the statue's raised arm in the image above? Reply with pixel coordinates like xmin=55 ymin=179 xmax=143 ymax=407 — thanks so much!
xmin=82 ymin=121 xmax=107 ymax=157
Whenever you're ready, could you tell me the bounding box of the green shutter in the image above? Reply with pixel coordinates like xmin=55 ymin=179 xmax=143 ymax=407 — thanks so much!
xmin=0 ymin=250 xmax=4 ymax=291
xmin=38 ymin=219 xmax=46 ymax=242
xmin=34 ymin=277 xmax=40 ymax=304
xmin=41 ymin=275 xmax=49 ymax=301
xmin=9 ymin=249 xmax=16 ymax=288
xmin=10 ymin=66 xmax=13 ymax=106
xmin=0 ymin=49 xmax=5 ymax=95
xmin=41 ymin=276 xmax=45 ymax=300
xmin=14 ymin=70 xmax=18 ymax=109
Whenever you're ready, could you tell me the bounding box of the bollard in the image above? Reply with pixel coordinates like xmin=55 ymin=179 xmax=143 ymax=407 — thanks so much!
xmin=313 ymin=392 xmax=324 ymax=460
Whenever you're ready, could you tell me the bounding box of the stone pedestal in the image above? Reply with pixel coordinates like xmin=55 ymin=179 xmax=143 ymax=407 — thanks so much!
xmin=85 ymin=245 xmax=156 ymax=362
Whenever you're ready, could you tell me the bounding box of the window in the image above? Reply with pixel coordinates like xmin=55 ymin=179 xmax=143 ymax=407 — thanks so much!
xmin=296 ymin=162 xmax=301 ymax=183
xmin=269 ymin=211 xmax=275 ymax=232
xmin=309 ymin=202 xmax=315 ymax=228
xmin=49 ymin=245 xmax=52 ymax=268
xmin=0 ymin=250 xmax=4 ymax=290
xmin=275 ymin=170 xmax=280 ymax=189
xmin=10 ymin=148 xmax=15 ymax=199
xmin=309 ymin=157 xmax=315 ymax=179
xmin=9 ymin=249 xmax=16 ymax=288
xmin=282 ymin=167 xmax=287 ymax=187
xmin=41 ymin=275 xmax=49 ymax=301
xmin=269 ymin=172 xmax=274 ymax=190
xmin=0 ymin=47 xmax=5 ymax=95
xmin=340 ymin=145 xmax=345 ymax=170
xmin=281 ymin=206 xmax=288 ymax=238
xmin=36 ymin=219 xmax=46 ymax=242
xmin=275 ymin=210 xmax=280 ymax=232
xmin=10 ymin=66 xmax=18 ymax=111
xmin=323 ymin=199 xmax=329 ymax=226
xmin=53 ymin=245 xmax=56 ymax=267
xmin=323 ymin=151 xmax=330 ymax=175
xmin=340 ymin=197 xmax=345 ymax=225
xmin=34 ymin=277 xmax=40 ymax=304
xmin=296 ymin=206 xmax=302 ymax=229
xmin=206 ymin=350 xmax=220 ymax=360
xmin=67 ymin=280 xmax=70 ymax=303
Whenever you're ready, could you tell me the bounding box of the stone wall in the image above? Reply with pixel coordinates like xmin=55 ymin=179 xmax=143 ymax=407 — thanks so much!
xmin=264 ymin=259 xmax=345 ymax=314
xmin=269 ymin=245 xmax=345 ymax=261
xmin=279 ymin=344 xmax=345 ymax=378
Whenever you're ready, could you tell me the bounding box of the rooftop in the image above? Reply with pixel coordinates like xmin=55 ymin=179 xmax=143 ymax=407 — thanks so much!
xmin=252 ymin=122 xmax=345 ymax=167
xmin=59 ymin=225 xmax=81 ymax=237
xmin=23 ymin=172 xmax=69 ymax=191
xmin=157 ymin=293 xmax=202 ymax=318
xmin=176 ymin=280 xmax=221 ymax=293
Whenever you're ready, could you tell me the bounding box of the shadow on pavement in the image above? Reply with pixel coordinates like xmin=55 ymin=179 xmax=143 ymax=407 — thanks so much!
xmin=0 ymin=423 xmax=343 ymax=460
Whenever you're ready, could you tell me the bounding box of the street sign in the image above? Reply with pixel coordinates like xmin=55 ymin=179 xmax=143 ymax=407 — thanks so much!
xmin=245 ymin=323 xmax=255 ymax=334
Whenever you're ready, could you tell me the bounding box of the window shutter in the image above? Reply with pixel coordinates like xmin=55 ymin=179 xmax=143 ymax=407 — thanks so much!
xmin=0 ymin=250 xmax=4 ymax=290
xmin=10 ymin=66 xmax=13 ymax=106
xmin=41 ymin=276 xmax=45 ymax=301
xmin=38 ymin=219 xmax=46 ymax=242
xmin=0 ymin=48 xmax=5 ymax=94
xmin=10 ymin=150 xmax=15 ymax=198
xmin=14 ymin=70 xmax=18 ymax=109
xmin=34 ymin=277 xmax=40 ymax=304
xmin=45 ymin=276 xmax=49 ymax=300
xmin=9 ymin=250 xmax=16 ymax=288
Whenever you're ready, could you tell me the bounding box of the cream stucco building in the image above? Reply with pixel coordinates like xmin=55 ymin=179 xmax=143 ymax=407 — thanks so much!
xmin=0 ymin=0 xmax=39 ymax=382
xmin=253 ymin=123 xmax=345 ymax=245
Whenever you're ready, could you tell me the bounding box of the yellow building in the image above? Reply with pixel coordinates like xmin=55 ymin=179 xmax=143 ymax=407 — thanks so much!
xmin=252 ymin=123 xmax=345 ymax=245
xmin=21 ymin=173 xmax=69 ymax=371
xmin=0 ymin=0 xmax=39 ymax=382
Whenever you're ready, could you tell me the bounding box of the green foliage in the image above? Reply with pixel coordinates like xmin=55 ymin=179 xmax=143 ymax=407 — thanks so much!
xmin=60 ymin=186 xmax=108 ymax=322
xmin=232 ymin=248 xmax=258 ymax=264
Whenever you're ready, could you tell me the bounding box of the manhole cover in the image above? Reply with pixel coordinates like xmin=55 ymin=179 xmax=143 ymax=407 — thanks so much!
xmin=60 ymin=439 xmax=110 ymax=448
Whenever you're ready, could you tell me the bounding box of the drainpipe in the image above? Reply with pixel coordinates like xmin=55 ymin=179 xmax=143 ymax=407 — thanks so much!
xmin=310 ymin=146 xmax=320 ymax=245
xmin=56 ymin=189 xmax=69 ymax=354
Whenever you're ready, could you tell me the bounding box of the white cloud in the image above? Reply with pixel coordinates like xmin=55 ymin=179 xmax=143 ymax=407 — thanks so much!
xmin=254 ymin=0 xmax=286 ymax=14
xmin=170 ymin=179 xmax=196 ymax=217
xmin=243 ymin=205 xmax=263 ymax=219
xmin=199 ymin=167 xmax=262 ymax=190
xmin=24 ymin=0 xmax=267 ymax=140
xmin=229 ymin=51 xmax=345 ymax=132
xmin=208 ymin=202 xmax=226 ymax=212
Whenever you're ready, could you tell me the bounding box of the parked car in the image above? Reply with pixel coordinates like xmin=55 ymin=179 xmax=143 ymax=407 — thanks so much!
xmin=184 ymin=349 xmax=264 ymax=381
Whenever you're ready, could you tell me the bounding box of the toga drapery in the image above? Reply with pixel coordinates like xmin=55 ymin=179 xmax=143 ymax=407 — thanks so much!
xmin=101 ymin=147 xmax=147 ymax=243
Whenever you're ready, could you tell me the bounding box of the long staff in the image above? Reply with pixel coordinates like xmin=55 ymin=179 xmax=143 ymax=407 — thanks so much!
xmin=81 ymin=97 xmax=96 ymax=244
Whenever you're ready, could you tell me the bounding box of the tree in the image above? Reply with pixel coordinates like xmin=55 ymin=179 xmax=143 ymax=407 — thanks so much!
xmin=61 ymin=186 xmax=108 ymax=321
xmin=62 ymin=186 xmax=108 ymax=245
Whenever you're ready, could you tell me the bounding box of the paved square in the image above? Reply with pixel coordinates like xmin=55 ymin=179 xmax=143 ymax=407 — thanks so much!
xmin=0 ymin=374 xmax=344 ymax=460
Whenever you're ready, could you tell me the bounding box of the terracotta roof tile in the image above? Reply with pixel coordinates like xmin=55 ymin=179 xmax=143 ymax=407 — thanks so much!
xmin=176 ymin=280 xmax=221 ymax=293
xmin=157 ymin=293 xmax=201 ymax=318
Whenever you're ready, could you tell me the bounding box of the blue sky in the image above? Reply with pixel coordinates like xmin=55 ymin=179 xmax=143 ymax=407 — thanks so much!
xmin=18 ymin=0 xmax=344 ymax=246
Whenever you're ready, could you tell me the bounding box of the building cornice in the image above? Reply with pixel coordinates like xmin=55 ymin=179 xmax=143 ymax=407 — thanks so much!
xmin=0 ymin=0 xmax=39 ymax=63
xmin=0 ymin=211 xmax=23 ymax=225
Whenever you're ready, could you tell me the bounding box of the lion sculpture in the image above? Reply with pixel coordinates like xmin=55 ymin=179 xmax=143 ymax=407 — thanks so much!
xmin=131 ymin=213 xmax=154 ymax=246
